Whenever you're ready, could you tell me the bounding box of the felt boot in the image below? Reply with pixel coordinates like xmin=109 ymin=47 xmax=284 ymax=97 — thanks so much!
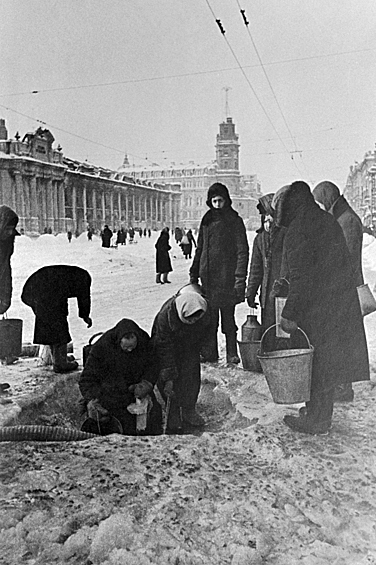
xmin=226 ymin=333 xmax=240 ymax=364
xmin=52 ymin=343 xmax=79 ymax=373
xmin=162 ymin=273 xmax=171 ymax=284
xmin=156 ymin=273 xmax=163 ymax=284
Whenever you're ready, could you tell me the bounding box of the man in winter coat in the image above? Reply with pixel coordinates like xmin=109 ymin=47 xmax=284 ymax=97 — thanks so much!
xmin=151 ymin=286 xmax=210 ymax=432
xmin=245 ymin=193 xmax=286 ymax=346
xmin=274 ymin=181 xmax=369 ymax=435
xmin=0 ymin=205 xmax=20 ymax=315
xmin=21 ymin=265 xmax=93 ymax=373
xmin=79 ymin=318 xmax=162 ymax=436
xmin=190 ymin=182 xmax=249 ymax=364
xmin=312 ymin=180 xmax=364 ymax=403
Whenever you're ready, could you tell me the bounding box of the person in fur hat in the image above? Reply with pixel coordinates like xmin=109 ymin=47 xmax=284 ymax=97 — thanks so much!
xmin=189 ymin=182 xmax=249 ymax=364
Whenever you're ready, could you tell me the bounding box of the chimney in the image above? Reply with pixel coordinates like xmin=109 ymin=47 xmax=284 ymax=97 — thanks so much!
xmin=0 ymin=119 xmax=8 ymax=140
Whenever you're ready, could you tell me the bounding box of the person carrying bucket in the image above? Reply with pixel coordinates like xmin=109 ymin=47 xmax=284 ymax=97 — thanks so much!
xmin=245 ymin=192 xmax=286 ymax=350
xmin=273 ymin=181 xmax=369 ymax=435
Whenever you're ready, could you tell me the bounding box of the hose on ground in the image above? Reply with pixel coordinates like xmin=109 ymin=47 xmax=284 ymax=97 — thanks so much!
xmin=0 ymin=425 xmax=97 ymax=442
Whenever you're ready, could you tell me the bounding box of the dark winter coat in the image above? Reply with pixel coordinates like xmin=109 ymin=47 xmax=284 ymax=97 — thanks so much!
xmin=313 ymin=183 xmax=364 ymax=287
xmin=101 ymin=226 xmax=113 ymax=248
xmin=155 ymin=230 xmax=172 ymax=274
xmin=79 ymin=319 xmax=157 ymax=410
xmin=190 ymin=206 xmax=249 ymax=305
xmin=246 ymin=225 xmax=286 ymax=329
xmin=0 ymin=205 xmax=19 ymax=314
xmin=276 ymin=182 xmax=369 ymax=391
xmin=21 ymin=265 xmax=91 ymax=345
xmin=79 ymin=319 xmax=161 ymax=435
xmin=151 ymin=296 xmax=210 ymax=408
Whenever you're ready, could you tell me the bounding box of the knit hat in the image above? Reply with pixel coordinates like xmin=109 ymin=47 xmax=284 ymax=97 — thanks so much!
xmin=175 ymin=292 xmax=207 ymax=324
xmin=206 ymin=183 xmax=232 ymax=208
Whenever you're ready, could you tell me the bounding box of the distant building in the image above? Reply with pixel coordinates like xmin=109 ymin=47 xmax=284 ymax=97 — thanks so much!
xmin=344 ymin=146 xmax=376 ymax=229
xmin=0 ymin=122 xmax=181 ymax=234
xmin=118 ymin=117 xmax=262 ymax=229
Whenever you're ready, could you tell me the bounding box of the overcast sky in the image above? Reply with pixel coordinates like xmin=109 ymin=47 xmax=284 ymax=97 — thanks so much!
xmin=1 ymin=0 xmax=376 ymax=192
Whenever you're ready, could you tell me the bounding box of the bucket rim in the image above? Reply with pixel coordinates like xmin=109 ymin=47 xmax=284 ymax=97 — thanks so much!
xmin=258 ymin=345 xmax=314 ymax=360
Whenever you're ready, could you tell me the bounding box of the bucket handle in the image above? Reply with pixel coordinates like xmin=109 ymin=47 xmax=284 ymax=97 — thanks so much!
xmin=259 ymin=324 xmax=312 ymax=355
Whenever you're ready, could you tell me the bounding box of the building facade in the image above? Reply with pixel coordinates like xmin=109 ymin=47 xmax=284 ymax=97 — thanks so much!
xmin=0 ymin=121 xmax=181 ymax=235
xmin=344 ymin=146 xmax=376 ymax=229
xmin=118 ymin=117 xmax=262 ymax=229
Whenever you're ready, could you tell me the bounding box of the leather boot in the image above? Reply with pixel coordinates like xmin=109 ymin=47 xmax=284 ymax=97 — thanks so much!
xmin=226 ymin=333 xmax=240 ymax=364
xmin=52 ymin=343 xmax=78 ymax=373
xmin=156 ymin=273 xmax=162 ymax=284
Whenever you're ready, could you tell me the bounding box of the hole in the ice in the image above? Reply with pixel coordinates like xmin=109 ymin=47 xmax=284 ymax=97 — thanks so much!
xmin=10 ymin=374 xmax=250 ymax=435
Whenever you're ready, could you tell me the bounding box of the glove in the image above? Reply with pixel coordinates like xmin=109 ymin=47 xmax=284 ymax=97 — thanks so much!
xmin=87 ymin=399 xmax=110 ymax=421
xmin=233 ymin=287 xmax=245 ymax=304
xmin=164 ymin=380 xmax=174 ymax=398
xmin=159 ymin=367 xmax=177 ymax=383
xmin=280 ymin=316 xmax=298 ymax=334
xmin=83 ymin=316 xmax=93 ymax=328
xmin=190 ymin=275 xmax=199 ymax=285
xmin=129 ymin=379 xmax=153 ymax=399
xmin=271 ymin=278 xmax=290 ymax=298
xmin=246 ymin=297 xmax=258 ymax=308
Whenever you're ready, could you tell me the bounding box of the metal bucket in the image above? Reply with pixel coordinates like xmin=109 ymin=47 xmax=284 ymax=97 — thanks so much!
xmin=0 ymin=318 xmax=23 ymax=358
xmin=257 ymin=324 xmax=314 ymax=404
xmin=238 ymin=340 xmax=262 ymax=372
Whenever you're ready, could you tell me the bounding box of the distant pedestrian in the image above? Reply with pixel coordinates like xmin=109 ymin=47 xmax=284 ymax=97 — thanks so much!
xmin=139 ymin=228 xmax=143 ymax=238
xmin=0 ymin=205 xmax=20 ymax=315
xmin=143 ymin=228 xmax=147 ymax=237
xmin=67 ymin=231 xmax=72 ymax=243
xmin=155 ymin=227 xmax=173 ymax=284
xmin=101 ymin=225 xmax=113 ymax=248
xmin=87 ymin=228 xmax=93 ymax=241
xmin=174 ymin=227 xmax=183 ymax=244
xmin=312 ymin=180 xmax=365 ymax=402
xmin=128 ymin=227 xmax=135 ymax=243
xmin=148 ymin=228 xmax=151 ymax=238
xmin=190 ymin=182 xmax=249 ymax=364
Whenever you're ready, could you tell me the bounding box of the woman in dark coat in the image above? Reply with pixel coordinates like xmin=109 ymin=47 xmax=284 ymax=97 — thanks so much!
xmin=180 ymin=229 xmax=196 ymax=260
xmin=313 ymin=180 xmax=365 ymax=402
xmin=189 ymin=183 xmax=249 ymax=363
xmin=245 ymin=193 xmax=286 ymax=337
xmin=101 ymin=225 xmax=113 ymax=248
xmin=151 ymin=287 xmax=209 ymax=432
xmin=0 ymin=205 xmax=19 ymax=315
xmin=155 ymin=227 xmax=173 ymax=284
xmin=79 ymin=318 xmax=162 ymax=436
xmin=21 ymin=265 xmax=92 ymax=373
xmin=274 ymin=181 xmax=369 ymax=435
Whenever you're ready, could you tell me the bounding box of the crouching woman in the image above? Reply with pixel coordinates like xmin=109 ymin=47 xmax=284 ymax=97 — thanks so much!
xmin=79 ymin=318 xmax=162 ymax=435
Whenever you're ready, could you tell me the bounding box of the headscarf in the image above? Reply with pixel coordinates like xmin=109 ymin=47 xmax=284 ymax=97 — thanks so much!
xmin=175 ymin=292 xmax=207 ymax=324
xmin=257 ymin=193 xmax=275 ymax=217
xmin=206 ymin=183 xmax=232 ymax=208
xmin=312 ymin=181 xmax=340 ymax=212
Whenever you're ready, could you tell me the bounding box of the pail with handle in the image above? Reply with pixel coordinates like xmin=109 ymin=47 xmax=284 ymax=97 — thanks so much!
xmin=257 ymin=324 xmax=314 ymax=404
xmin=0 ymin=317 xmax=23 ymax=358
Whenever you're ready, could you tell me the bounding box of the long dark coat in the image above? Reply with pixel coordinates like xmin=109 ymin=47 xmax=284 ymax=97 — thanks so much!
xmin=79 ymin=319 xmax=161 ymax=435
xmin=0 ymin=205 xmax=19 ymax=314
xmin=21 ymin=265 xmax=91 ymax=345
xmin=151 ymin=296 xmax=210 ymax=409
xmin=101 ymin=226 xmax=113 ymax=248
xmin=155 ymin=231 xmax=172 ymax=274
xmin=246 ymin=225 xmax=286 ymax=330
xmin=190 ymin=207 xmax=249 ymax=305
xmin=277 ymin=183 xmax=369 ymax=392
xmin=313 ymin=186 xmax=364 ymax=287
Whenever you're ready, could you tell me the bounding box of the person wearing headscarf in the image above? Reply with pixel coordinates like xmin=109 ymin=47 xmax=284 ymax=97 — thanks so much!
xmin=273 ymin=181 xmax=369 ymax=435
xmin=245 ymin=193 xmax=286 ymax=341
xmin=312 ymin=180 xmax=365 ymax=402
xmin=151 ymin=286 xmax=210 ymax=432
xmin=189 ymin=182 xmax=249 ymax=364
xmin=21 ymin=265 xmax=93 ymax=373
xmin=0 ymin=205 xmax=20 ymax=315
xmin=155 ymin=227 xmax=173 ymax=284
xmin=79 ymin=318 xmax=162 ymax=436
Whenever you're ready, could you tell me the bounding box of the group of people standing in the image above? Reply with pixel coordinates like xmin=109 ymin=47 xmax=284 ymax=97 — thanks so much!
xmin=100 ymin=225 xmax=152 ymax=248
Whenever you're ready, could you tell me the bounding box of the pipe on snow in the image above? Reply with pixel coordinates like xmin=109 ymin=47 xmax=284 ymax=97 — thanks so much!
xmin=0 ymin=425 xmax=97 ymax=442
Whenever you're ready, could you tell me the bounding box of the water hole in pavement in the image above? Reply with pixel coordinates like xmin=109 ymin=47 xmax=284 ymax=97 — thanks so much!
xmin=10 ymin=374 xmax=251 ymax=437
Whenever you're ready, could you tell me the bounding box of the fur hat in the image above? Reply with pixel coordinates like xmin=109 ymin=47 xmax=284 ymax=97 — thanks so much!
xmin=206 ymin=183 xmax=232 ymax=208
